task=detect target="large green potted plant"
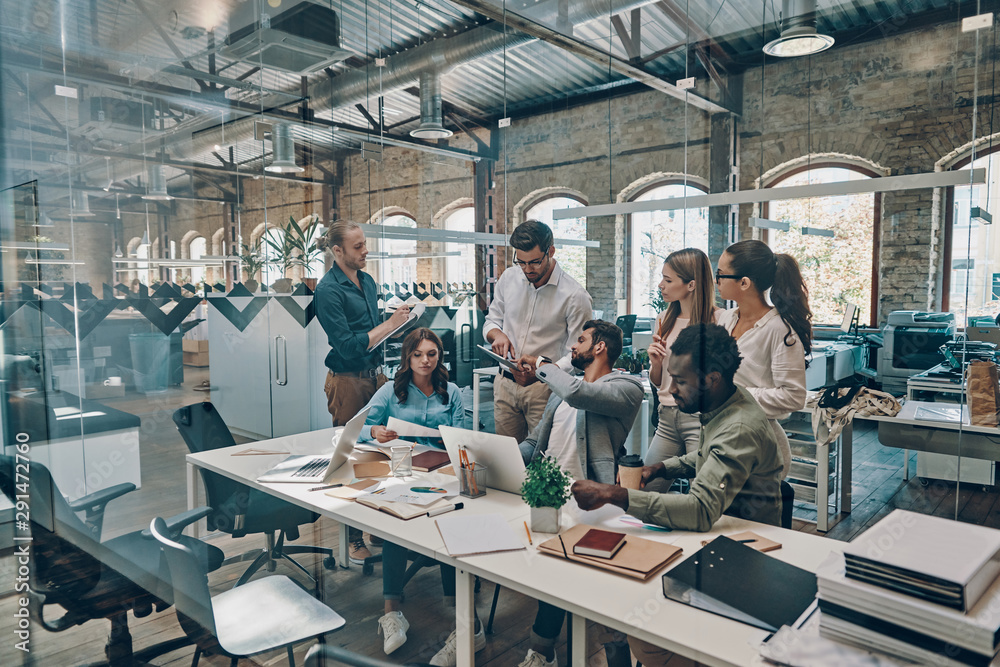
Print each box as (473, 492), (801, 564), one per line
(234, 240), (265, 292)
(262, 229), (296, 292)
(521, 455), (573, 533)
(284, 214), (324, 289)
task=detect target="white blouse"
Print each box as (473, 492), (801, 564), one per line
(716, 307), (808, 421)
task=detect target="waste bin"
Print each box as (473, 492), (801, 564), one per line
(129, 332), (170, 394)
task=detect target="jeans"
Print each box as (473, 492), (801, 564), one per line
(382, 540), (456, 600)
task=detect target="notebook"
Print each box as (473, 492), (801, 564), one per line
(412, 450), (451, 472)
(435, 512), (526, 557)
(356, 495), (450, 520)
(257, 407), (370, 484)
(661, 535), (817, 632)
(538, 523), (682, 580)
(573, 528), (627, 559)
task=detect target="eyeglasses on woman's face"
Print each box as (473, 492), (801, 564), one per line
(715, 269), (742, 282)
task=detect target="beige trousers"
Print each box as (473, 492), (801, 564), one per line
(492, 374), (551, 442)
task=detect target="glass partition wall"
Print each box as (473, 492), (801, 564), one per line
(2, 0), (999, 662)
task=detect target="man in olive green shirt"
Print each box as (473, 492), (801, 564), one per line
(572, 322), (783, 530)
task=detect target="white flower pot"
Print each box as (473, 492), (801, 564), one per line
(530, 506), (561, 534)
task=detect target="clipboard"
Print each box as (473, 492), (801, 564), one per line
(368, 303), (426, 351)
(478, 345), (519, 371)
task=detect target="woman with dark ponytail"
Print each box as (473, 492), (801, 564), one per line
(715, 239), (812, 478)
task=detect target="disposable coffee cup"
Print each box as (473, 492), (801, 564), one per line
(619, 454), (643, 490)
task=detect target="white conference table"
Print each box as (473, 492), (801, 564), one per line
(186, 428), (841, 667)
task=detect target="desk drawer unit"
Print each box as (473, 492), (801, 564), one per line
(781, 412), (840, 516)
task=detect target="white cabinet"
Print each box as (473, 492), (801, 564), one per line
(208, 295), (333, 439)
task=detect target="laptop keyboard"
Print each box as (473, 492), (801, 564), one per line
(292, 457), (327, 478)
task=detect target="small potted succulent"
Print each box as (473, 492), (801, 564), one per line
(521, 455), (573, 533)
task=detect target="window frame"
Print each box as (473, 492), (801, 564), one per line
(624, 178), (709, 315)
(761, 161), (882, 328)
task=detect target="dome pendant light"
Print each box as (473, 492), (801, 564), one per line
(763, 0), (834, 57)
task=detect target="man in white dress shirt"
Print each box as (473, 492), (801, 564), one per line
(483, 220), (592, 441)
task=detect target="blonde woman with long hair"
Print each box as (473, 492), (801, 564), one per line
(644, 248), (717, 465)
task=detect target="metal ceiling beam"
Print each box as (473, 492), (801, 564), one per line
(444, 0), (730, 114)
(610, 10), (642, 62)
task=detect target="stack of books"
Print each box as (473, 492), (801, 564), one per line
(816, 509), (1000, 666)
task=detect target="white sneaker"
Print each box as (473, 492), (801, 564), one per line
(517, 648), (558, 667)
(377, 611), (409, 655)
(429, 624), (487, 666)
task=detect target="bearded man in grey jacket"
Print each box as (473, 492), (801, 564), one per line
(512, 319), (644, 667)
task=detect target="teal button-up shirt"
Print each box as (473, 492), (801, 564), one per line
(360, 380), (470, 447)
(315, 262), (381, 372)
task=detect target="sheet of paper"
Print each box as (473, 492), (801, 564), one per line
(435, 512), (526, 556)
(387, 417), (441, 438)
(357, 478), (459, 506)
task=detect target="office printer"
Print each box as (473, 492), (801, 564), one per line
(878, 311), (956, 395)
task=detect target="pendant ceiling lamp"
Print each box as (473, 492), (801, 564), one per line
(763, 0), (834, 57)
(143, 164), (173, 201)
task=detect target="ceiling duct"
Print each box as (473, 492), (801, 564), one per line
(410, 72), (453, 140)
(71, 189), (95, 217)
(143, 165), (173, 201)
(763, 0), (835, 57)
(223, 0), (351, 74)
(265, 123), (305, 173)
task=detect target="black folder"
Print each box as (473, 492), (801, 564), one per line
(661, 536), (818, 632)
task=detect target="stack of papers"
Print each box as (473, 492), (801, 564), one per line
(435, 513), (525, 557)
(815, 510), (1000, 666)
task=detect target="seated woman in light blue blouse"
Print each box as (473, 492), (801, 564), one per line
(362, 327), (473, 659)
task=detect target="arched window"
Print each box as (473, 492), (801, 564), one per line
(523, 195), (587, 288)
(443, 206), (475, 291)
(189, 236), (207, 285)
(763, 164), (878, 327)
(374, 214), (417, 292)
(627, 181), (709, 318)
(260, 226), (285, 287)
(945, 148), (1000, 326)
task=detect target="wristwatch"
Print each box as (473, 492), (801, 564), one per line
(535, 355), (552, 369)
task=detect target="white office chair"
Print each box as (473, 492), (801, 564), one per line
(150, 517), (346, 667)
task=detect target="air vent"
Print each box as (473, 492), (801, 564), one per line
(223, 0), (351, 74)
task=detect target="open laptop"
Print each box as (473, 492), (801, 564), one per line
(257, 407), (370, 484)
(439, 425), (527, 495)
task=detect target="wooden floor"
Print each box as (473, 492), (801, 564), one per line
(2, 374), (998, 667)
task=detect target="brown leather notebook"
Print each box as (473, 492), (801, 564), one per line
(411, 450), (451, 473)
(538, 523), (682, 580)
(573, 528), (627, 559)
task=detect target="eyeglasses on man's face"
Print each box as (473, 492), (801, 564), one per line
(715, 269), (742, 282)
(513, 253), (548, 269)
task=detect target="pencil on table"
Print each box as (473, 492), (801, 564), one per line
(524, 521), (532, 545)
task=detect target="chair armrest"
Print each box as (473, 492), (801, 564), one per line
(69, 483), (137, 540)
(141, 506), (213, 539)
(67, 483), (136, 513)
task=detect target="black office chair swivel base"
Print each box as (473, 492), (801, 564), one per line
(227, 529), (337, 588)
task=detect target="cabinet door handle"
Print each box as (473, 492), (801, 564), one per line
(460, 323), (471, 362)
(275, 335), (288, 386)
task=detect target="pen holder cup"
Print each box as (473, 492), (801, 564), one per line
(459, 464), (487, 498)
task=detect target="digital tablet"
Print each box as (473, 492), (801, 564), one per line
(478, 344), (519, 371)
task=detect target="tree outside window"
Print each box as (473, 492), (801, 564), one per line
(523, 196), (587, 288)
(628, 182), (709, 318)
(950, 152), (1000, 326)
(765, 166), (875, 326)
